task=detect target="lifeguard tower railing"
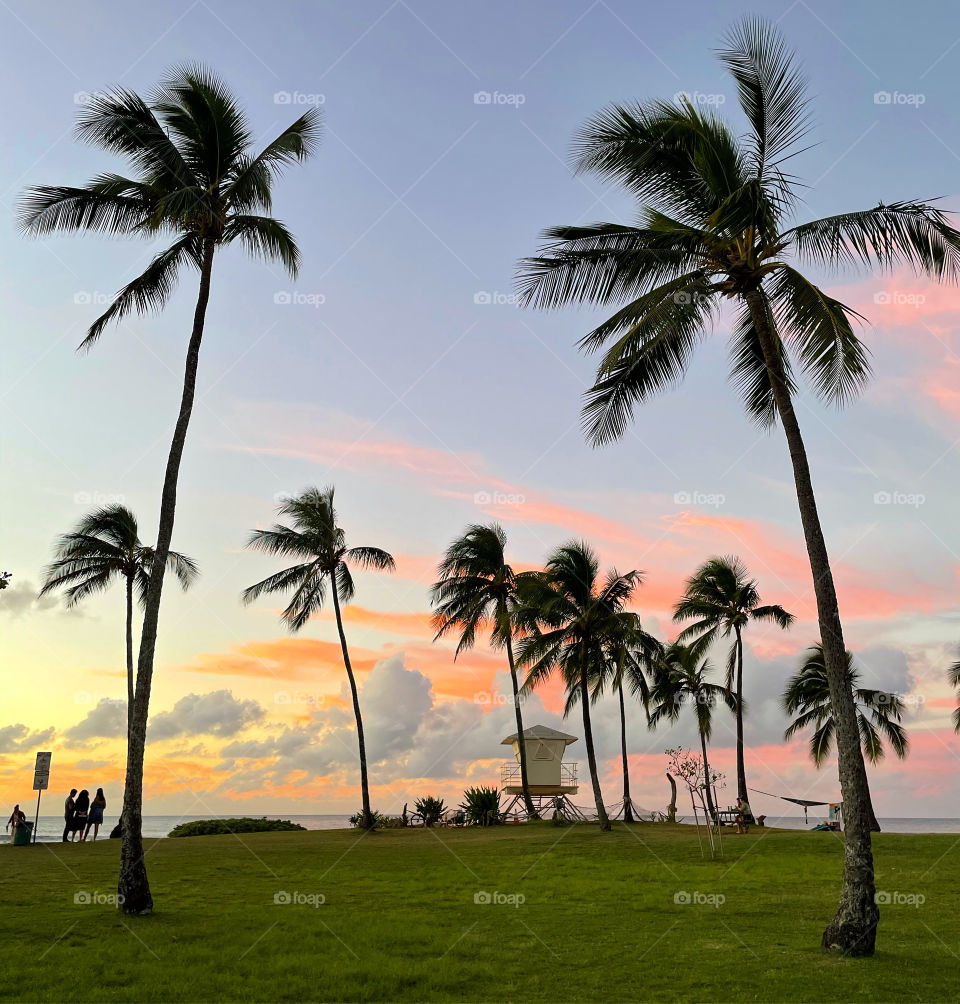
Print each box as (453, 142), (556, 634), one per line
(500, 762), (578, 786)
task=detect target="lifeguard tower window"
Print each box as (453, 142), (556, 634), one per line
(534, 742), (552, 760)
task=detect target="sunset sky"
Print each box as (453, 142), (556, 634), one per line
(2, 0), (959, 821)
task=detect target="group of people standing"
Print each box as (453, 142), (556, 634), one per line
(63, 787), (107, 842)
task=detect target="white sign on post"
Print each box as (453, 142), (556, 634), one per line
(31, 752), (52, 843)
(33, 751), (51, 791)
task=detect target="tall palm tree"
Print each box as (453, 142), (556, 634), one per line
(784, 644), (908, 832)
(565, 611), (660, 822)
(19, 67), (318, 913)
(242, 487), (394, 830)
(674, 556), (793, 803)
(39, 504), (197, 738)
(515, 17), (960, 954)
(649, 642), (737, 821)
(517, 541), (639, 831)
(948, 658), (960, 732)
(430, 523), (539, 819)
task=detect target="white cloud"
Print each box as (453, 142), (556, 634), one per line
(149, 690), (265, 740)
(0, 581), (60, 617)
(0, 723), (55, 753)
(63, 699), (126, 745)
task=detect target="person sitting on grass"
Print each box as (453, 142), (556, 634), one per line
(6, 804), (26, 843)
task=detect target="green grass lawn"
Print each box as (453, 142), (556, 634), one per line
(1, 822), (956, 1002)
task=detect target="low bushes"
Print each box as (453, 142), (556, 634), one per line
(168, 817), (306, 838)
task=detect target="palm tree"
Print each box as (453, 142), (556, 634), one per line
(242, 487), (394, 830)
(674, 556), (793, 803)
(430, 523), (539, 819)
(515, 17), (960, 954)
(565, 611), (660, 822)
(649, 642), (737, 821)
(19, 68), (318, 913)
(784, 644), (908, 832)
(949, 658), (960, 732)
(39, 504), (197, 739)
(517, 541), (639, 831)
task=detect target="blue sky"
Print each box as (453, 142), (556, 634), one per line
(2, 0), (959, 816)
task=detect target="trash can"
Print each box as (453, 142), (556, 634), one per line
(13, 821), (33, 846)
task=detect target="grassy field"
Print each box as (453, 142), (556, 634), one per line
(1, 822), (956, 1002)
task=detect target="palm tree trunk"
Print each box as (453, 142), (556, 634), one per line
(699, 731), (717, 821)
(617, 678), (634, 822)
(124, 573), (134, 742)
(665, 772), (677, 822)
(505, 635), (538, 819)
(579, 645), (610, 830)
(330, 573), (374, 830)
(746, 289), (878, 956)
(734, 627), (747, 803)
(118, 238), (216, 915)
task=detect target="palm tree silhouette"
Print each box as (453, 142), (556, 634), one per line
(39, 504), (197, 739)
(949, 657), (960, 733)
(242, 487), (395, 831)
(674, 555), (793, 802)
(19, 67), (318, 914)
(649, 642), (737, 821)
(784, 644), (908, 831)
(518, 541), (640, 831)
(565, 610), (660, 822)
(431, 524), (540, 819)
(516, 16), (960, 953)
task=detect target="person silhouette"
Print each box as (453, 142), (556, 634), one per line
(62, 789), (77, 843)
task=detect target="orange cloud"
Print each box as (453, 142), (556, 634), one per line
(340, 606), (434, 638)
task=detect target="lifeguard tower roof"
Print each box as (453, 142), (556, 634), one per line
(500, 725), (578, 746)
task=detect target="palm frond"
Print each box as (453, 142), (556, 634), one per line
(79, 234), (202, 350)
(222, 215), (301, 278)
(767, 265), (870, 405)
(717, 15), (811, 216)
(729, 294), (796, 427)
(784, 201), (960, 280)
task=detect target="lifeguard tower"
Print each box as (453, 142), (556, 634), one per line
(499, 725), (585, 819)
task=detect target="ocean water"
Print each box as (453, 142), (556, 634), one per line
(20, 812), (960, 842)
(26, 813), (354, 842)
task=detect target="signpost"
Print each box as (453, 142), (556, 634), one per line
(32, 752), (51, 844)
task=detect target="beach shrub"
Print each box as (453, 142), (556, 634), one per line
(414, 796), (446, 826)
(168, 817), (306, 838)
(349, 809), (387, 829)
(460, 786), (502, 825)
